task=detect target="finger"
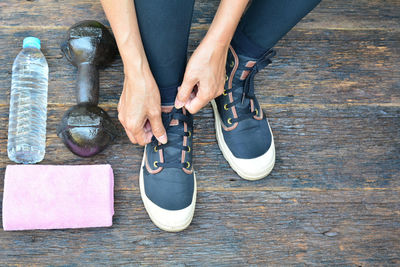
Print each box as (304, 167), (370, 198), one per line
(138, 120), (155, 144)
(144, 130), (153, 144)
(214, 87), (225, 98)
(125, 119), (147, 146)
(189, 84), (198, 101)
(118, 80), (127, 112)
(149, 115), (167, 144)
(118, 114), (137, 144)
(137, 124), (154, 145)
(175, 76), (197, 108)
(117, 100), (121, 112)
(215, 75), (227, 98)
(122, 125), (137, 144)
(144, 120), (151, 133)
(133, 129), (148, 146)
(184, 91), (209, 114)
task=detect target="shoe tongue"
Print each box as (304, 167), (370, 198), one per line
(161, 106), (182, 127)
(162, 124), (183, 165)
(169, 119), (179, 126)
(161, 107), (184, 165)
(232, 83), (251, 110)
(163, 141), (182, 164)
(233, 60), (257, 111)
(237, 94), (251, 110)
(239, 61), (256, 80)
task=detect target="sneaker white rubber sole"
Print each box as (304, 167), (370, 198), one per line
(211, 100), (275, 181)
(139, 147), (196, 232)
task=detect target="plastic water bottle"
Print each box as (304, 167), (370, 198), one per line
(7, 37), (49, 164)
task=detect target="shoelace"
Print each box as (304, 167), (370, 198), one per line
(225, 49), (276, 123)
(151, 107), (191, 169)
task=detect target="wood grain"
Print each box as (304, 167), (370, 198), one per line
(0, 0), (399, 265)
(0, 190), (399, 266)
(0, 105), (398, 191)
(0, 28), (399, 105)
(1, 0), (399, 29)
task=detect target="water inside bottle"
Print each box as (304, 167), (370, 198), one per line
(7, 42), (48, 164)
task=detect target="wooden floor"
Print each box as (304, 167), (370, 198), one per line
(1, 0), (399, 265)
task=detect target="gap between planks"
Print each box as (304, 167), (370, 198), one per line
(1, 25), (400, 32)
(0, 187), (395, 193)
(0, 103), (398, 108)
(198, 187), (400, 192)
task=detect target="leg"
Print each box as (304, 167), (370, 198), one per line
(232, 0), (322, 58)
(134, 0), (197, 232)
(134, 0), (195, 105)
(213, 0), (321, 180)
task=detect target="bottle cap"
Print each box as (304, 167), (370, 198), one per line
(23, 37), (41, 49)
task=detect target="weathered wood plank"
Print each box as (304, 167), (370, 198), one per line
(0, 0), (399, 265)
(0, 190), (399, 265)
(1, 0), (399, 29)
(0, 28), (399, 106)
(0, 105), (398, 191)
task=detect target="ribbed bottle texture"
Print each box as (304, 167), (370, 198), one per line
(7, 37), (48, 164)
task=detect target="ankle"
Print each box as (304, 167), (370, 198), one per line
(161, 105), (174, 113)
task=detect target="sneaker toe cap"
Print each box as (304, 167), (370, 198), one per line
(141, 191), (196, 232)
(229, 140), (275, 180)
(140, 168), (197, 232)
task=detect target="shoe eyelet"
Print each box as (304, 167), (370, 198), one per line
(255, 108), (258, 116)
(153, 161), (158, 168)
(187, 146), (191, 153)
(227, 118), (232, 125)
(224, 104), (229, 110)
(223, 90), (227, 96)
(186, 161), (191, 169)
(154, 146), (158, 152)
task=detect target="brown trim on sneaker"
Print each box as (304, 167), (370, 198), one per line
(181, 108), (193, 174)
(222, 46), (240, 131)
(250, 99), (264, 120)
(145, 149), (164, 174)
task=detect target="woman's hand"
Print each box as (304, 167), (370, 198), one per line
(100, 0), (167, 146)
(174, 0), (249, 114)
(118, 66), (167, 146)
(174, 38), (228, 114)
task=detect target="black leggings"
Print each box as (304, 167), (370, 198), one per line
(134, 0), (321, 105)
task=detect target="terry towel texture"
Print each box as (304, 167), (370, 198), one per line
(2, 164), (114, 231)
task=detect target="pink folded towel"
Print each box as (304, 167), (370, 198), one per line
(2, 164), (114, 231)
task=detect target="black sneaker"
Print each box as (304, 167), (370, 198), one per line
(139, 107), (196, 232)
(211, 47), (276, 180)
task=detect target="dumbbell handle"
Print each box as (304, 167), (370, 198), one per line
(77, 63), (99, 105)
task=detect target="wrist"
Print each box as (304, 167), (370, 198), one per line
(122, 49), (152, 79)
(202, 0), (249, 49)
(123, 56), (149, 76)
(123, 65), (158, 94)
(115, 36), (149, 72)
(203, 32), (231, 49)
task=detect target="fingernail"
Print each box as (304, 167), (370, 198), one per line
(174, 99), (184, 109)
(158, 134), (167, 144)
